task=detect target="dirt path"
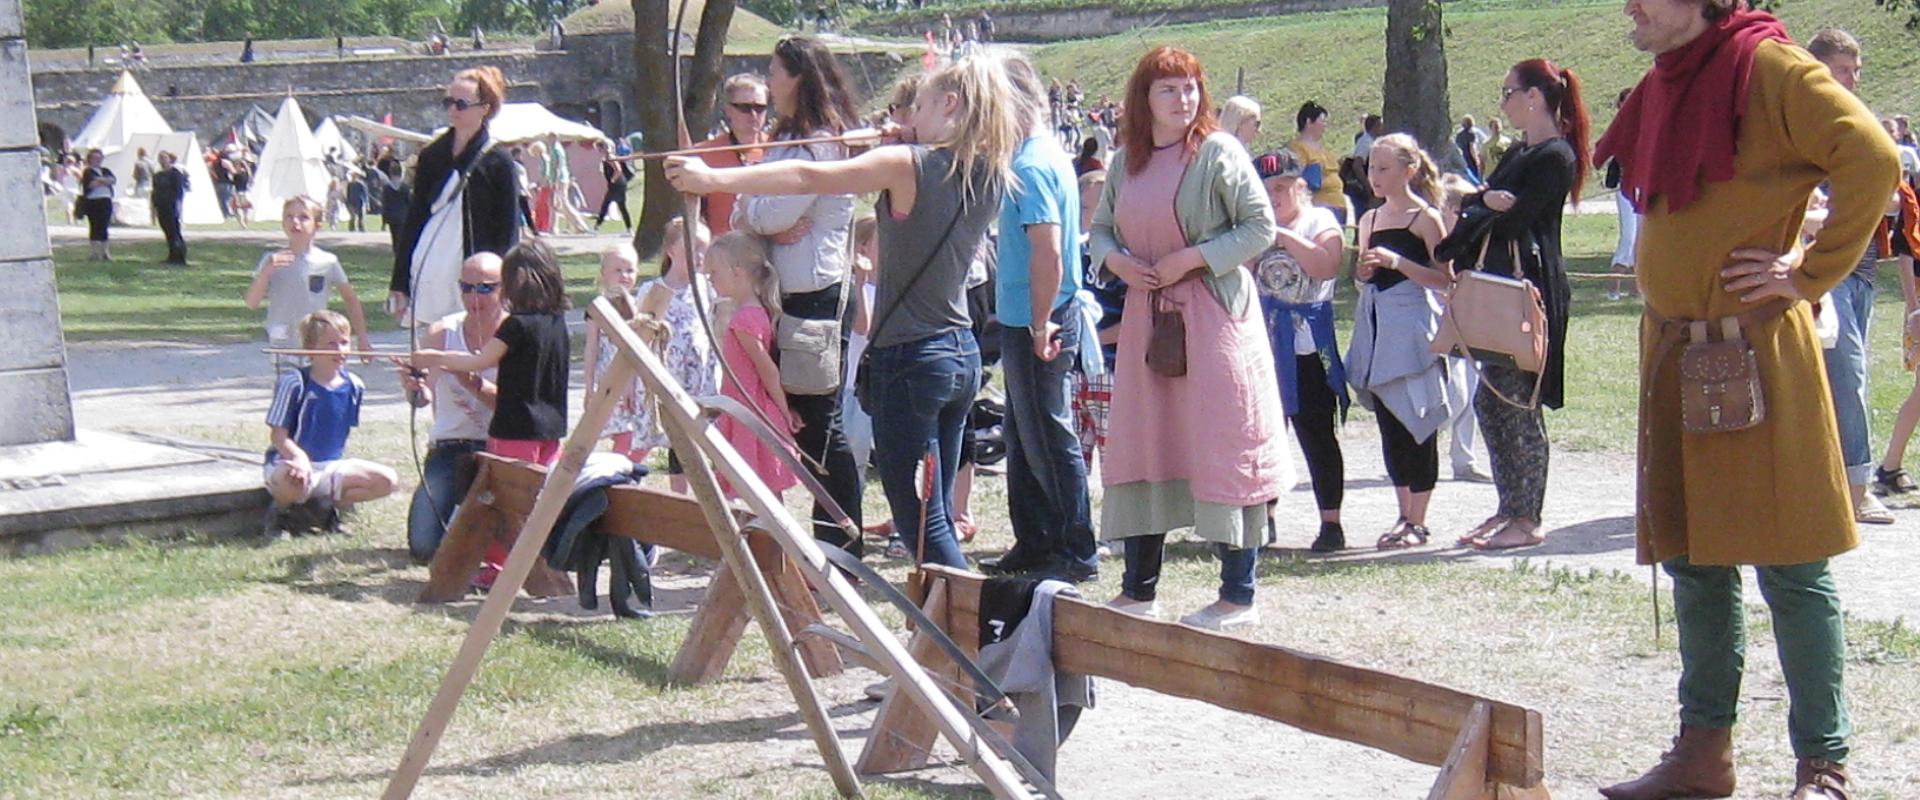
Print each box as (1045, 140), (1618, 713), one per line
(66, 332), (1919, 626)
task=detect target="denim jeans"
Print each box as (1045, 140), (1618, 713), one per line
(1001, 305), (1096, 569)
(866, 329), (980, 569)
(406, 439), (487, 562)
(1824, 270), (1874, 484)
(1121, 534), (1257, 606)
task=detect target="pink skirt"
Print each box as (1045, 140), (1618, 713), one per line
(1103, 277), (1290, 507)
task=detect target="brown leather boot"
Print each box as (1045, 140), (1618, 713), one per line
(1598, 725), (1736, 800)
(1791, 758), (1851, 799)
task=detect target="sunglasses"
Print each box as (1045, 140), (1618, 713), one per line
(1499, 86), (1525, 102)
(442, 96), (488, 112)
(731, 102), (770, 114)
(459, 281), (499, 295)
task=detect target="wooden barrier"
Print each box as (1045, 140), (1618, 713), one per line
(859, 566), (1551, 799)
(420, 453), (843, 684)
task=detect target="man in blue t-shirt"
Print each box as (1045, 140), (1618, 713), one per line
(981, 55), (1096, 583)
(262, 310), (398, 537)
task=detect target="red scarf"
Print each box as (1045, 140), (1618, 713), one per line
(1594, 6), (1790, 213)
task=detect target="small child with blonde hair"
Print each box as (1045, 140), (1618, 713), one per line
(263, 310), (398, 537)
(584, 241), (649, 461)
(705, 230), (796, 496)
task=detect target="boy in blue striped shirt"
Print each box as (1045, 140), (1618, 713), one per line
(263, 310), (397, 537)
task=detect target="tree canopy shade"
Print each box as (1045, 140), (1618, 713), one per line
(21, 0), (589, 49)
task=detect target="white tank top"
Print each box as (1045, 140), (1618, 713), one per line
(430, 312), (496, 442)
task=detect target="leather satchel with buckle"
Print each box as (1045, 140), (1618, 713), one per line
(1645, 298), (1792, 435)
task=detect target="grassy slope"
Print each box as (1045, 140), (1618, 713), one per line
(1032, 0), (1920, 153)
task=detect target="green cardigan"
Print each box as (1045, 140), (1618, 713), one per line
(1088, 132), (1278, 317)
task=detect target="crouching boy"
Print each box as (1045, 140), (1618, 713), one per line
(263, 310), (398, 536)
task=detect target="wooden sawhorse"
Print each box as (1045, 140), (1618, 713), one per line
(419, 453), (843, 684)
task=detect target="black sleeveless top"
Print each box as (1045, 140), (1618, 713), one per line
(1367, 226), (1430, 290)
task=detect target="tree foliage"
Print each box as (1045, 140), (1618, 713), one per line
(21, 0), (586, 48)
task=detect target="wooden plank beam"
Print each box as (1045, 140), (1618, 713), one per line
(1428, 702), (1493, 800)
(923, 565), (1545, 789)
(855, 580), (958, 775)
(465, 453), (736, 561)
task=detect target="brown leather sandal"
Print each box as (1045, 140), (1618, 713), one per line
(1457, 515), (1508, 547)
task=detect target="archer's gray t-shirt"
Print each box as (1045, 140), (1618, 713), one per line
(257, 246), (349, 346)
(871, 146), (1002, 349)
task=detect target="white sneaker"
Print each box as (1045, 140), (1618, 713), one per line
(1106, 596), (1160, 619)
(1179, 602), (1259, 631)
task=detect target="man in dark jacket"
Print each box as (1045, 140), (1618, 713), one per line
(151, 150), (190, 265)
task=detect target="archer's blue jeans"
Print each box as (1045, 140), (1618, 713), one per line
(406, 439), (486, 562)
(866, 329), (980, 570)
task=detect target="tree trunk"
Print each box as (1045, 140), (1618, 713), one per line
(632, 0), (736, 258)
(1382, 0), (1462, 172)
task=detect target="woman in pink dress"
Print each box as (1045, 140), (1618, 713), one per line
(1088, 47), (1289, 631)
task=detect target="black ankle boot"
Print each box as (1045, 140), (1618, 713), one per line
(1310, 521), (1346, 553)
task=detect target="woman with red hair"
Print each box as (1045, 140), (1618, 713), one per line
(1437, 58), (1591, 551)
(1088, 47), (1287, 631)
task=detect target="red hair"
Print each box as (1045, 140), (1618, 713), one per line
(1511, 58), (1592, 200)
(1121, 47), (1217, 175)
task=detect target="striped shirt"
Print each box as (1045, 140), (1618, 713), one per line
(264, 367), (363, 464)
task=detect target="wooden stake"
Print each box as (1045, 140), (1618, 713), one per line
(672, 439), (863, 797)
(593, 298), (1032, 799)
(382, 353), (639, 799)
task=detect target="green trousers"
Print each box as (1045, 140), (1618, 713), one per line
(1663, 555), (1850, 762)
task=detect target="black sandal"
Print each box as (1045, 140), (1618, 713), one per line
(1873, 466), (1917, 495)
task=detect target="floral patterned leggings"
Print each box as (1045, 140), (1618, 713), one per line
(1475, 362), (1549, 521)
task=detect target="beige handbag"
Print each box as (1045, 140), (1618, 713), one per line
(1431, 238), (1549, 408)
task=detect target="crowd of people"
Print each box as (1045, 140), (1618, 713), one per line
(233, 0), (1890, 793)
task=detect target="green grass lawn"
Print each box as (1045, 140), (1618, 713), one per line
(53, 240), (631, 343)
(1030, 0), (1920, 152)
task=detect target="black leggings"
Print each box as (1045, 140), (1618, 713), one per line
(83, 197), (113, 242)
(1291, 354), (1344, 512)
(782, 283), (865, 556)
(597, 184), (632, 229)
(1374, 398), (1438, 493)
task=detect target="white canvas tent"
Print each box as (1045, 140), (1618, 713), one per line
(484, 103), (609, 145)
(103, 133), (224, 225)
(246, 96), (333, 223)
(312, 117), (359, 166)
(72, 71), (172, 153)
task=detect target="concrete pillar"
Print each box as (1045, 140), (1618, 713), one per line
(0, 0), (75, 446)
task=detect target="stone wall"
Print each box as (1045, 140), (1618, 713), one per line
(31, 34), (911, 149)
(0, 0), (72, 445)
(858, 0), (1384, 42)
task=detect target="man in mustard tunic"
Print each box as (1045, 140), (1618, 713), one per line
(1595, 2), (1895, 799)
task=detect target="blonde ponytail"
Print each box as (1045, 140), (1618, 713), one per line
(922, 52), (1024, 203)
(1373, 133), (1443, 206)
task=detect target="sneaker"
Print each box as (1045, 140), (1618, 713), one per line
(472, 563), (503, 591)
(321, 506), (351, 535)
(1453, 465), (1495, 483)
(260, 506), (294, 541)
(1309, 522), (1347, 553)
(1856, 493), (1897, 525)
(1179, 602), (1260, 631)
(979, 547), (1050, 576)
(1105, 595), (1160, 619)
(884, 537), (910, 560)
(1039, 557), (1099, 584)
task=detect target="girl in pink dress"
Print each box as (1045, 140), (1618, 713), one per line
(706, 231), (798, 497)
